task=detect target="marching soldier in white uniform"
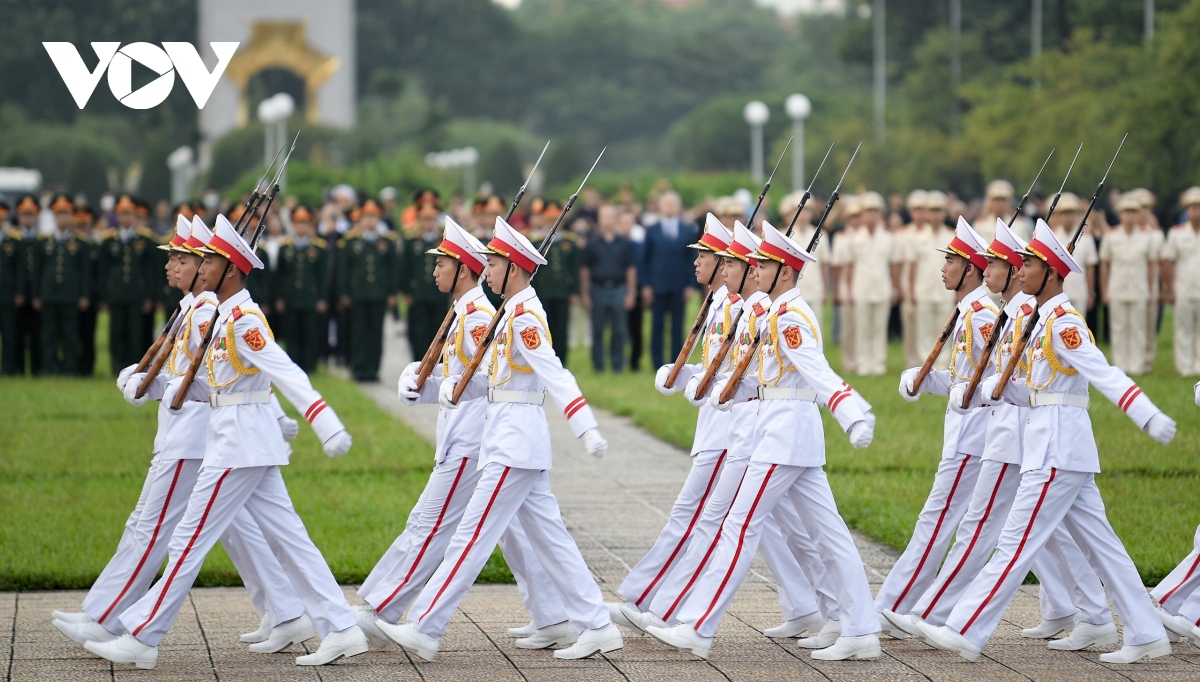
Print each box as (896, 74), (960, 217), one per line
(921, 218), (1177, 664)
(780, 192), (831, 325)
(87, 215), (369, 669)
(910, 191), (956, 371)
(379, 217), (622, 662)
(884, 219), (996, 632)
(1100, 193), (1154, 374)
(357, 217), (569, 650)
(1154, 389), (1200, 642)
(1048, 193), (1098, 313)
(1160, 186), (1200, 375)
(648, 222), (879, 661)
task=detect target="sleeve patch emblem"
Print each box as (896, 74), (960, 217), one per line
(198, 321), (210, 338)
(1059, 327), (1082, 350)
(782, 325), (802, 349)
(470, 325), (487, 345)
(520, 326), (541, 350)
(980, 323), (993, 341)
(242, 328), (267, 352)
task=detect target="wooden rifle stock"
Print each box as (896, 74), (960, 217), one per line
(693, 324), (737, 399)
(719, 332), (765, 405)
(958, 309), (1008, 408)
(990, 309), (1038, 401)
(134, 308), (180, 372)
(665, 289), (715, 389)
(450, 307), (504, 404)
(909, 308), (960, 396)
(135, 330), (177, 399)
(414, 305), (458, 392)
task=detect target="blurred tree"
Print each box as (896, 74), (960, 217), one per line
(543, 135), (582, 187)
(478, 139), (523, 192)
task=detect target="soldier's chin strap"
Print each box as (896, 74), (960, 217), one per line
(1001, 263), (1014, 293)
(953, 260), (977, 292)
(1033, 265), (1052, 298)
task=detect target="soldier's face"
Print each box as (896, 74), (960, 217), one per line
(484, 255), (512, 295)
(293, 219), (313, 237)
(117, 210), (136, 228)
(433, 256), (461, 294)
(1018, 255), (1050, 294)
(722, 258), (747, 291)
(55, 211), (72, 230)
(983, 258), (1014, 294)
(694, 252), (719, 285)
(989, 197), (1010, 215)
(909, 207), (926, 225)
(361, 214), (380, 231)
(198, 254), (228, 292)
(18, 212), (36, 229)
(177, 254), (201, 292)
(166, 253), (180, 288)
(754, 260), (779, 292)
(1188, 204), (1200, 224)
(941, 254), (969, 290)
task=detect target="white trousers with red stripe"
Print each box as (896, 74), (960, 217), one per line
(220, 511), (308, 629)
(406, 464), (609, 639)
(675, 463), (878, 639)
(358, 453), (567, 627)
(1030, 526), (1112, 625)
(944, 468), (1165, 649)
(118, 466), (356, 646)
(875, 453), (981, 615)
(1151, 523), (1200, 617)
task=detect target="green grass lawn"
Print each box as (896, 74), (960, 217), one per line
(573, 306), (1200, 585)
(0, 369), (512, 589)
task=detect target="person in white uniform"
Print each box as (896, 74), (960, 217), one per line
(831, 196), (861, 374)
(378, 216), (621, 662)
(87, 214), (368, 669)
(921, 218), (1177, 664)
(910, 191), (957, 371)
(1100, 193), (1154, 374)
(1160, 187), (1200, 375)
(1047, 193), (1098, 313)
(647, 222), (879, 662)
(356, 217), (569, 650)
(884, 219), (996, 635)
(899, 190), (928, 367)
(974, 180), (1033, 244)
(841, 192), (902, 375)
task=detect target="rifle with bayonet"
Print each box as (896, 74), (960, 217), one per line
(716, 142), (860, 405)
(989, 135), (1126, 402)
(413, 140), (552, 392)
(910, 143), (1081, 398)
(448, 147), (606, 405)
(169, 134), (300, 411)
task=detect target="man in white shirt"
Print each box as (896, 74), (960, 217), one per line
(1100, 193), (1154, 374)
(840, 192), (902, 375)
(1160, 187), (1200, 374)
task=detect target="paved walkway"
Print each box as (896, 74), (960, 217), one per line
(8, 318), (1200, 680)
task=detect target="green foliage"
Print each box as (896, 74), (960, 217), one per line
(478, 139), (524, 193)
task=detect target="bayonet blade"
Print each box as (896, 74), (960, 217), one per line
(1024, 148), (1055, 195)
(765, 137), (793, 185)
(576, 147), (606, 194)
(1058, 143), (1083, 193)
(256, 142), (286, 193)
(521, 140), (551, 193)
(831, 141), (863, 195)
(268, 131), (301, 187)
(805, 143), (835, 193)
(1100, 133), (1128, 185)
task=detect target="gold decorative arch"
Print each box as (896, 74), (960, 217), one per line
(222, 21), (341, 126)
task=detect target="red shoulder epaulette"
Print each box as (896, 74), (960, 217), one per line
(465, 301), (476, 314)
(193, 298), (206, 309)
(1020, 303), (1034, 316)
(728, 293), (741, 303)
(514, 302), (525, 316)
(232, 306), (243, 320)
(1053, 305), (1066, 317)
(971, 300), (983, 312)
(752, 302), (766, 317)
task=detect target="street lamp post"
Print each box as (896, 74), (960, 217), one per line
(257, 93), (294, 191)
(785, 94), (811, 191)
(744, 100), (770, 183)
(166, 145), (195, 204)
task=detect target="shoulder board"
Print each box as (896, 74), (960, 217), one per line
(5, 229), (22, 240)
(73, 229), (89, 239)
(279, 236), (294, 246)
(136, 227), (155, 238)
(383, 231), (400, 241)
(514, 302), (525, 316)
(37, 233), (52, 240)
(1053, 305), (1067, 317)
(465, 301), (476, 314)
(232, 306), (243, 320)
(401, 225), (420, 239)
(310, 236), (327, 248)
(1020, 303), (1034, 316)
(101, 229), (119, 239)
(752, 302), (766, 316)
(728, 293), (741, 303)
(342, 229), (361, 239)
(971, 300), (983, 312)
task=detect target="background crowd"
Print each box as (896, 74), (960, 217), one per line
(4, 178), (1200, 382)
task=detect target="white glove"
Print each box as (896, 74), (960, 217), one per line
(278, 416), (299, 441)
(948, 384), (970, 415)
(401, 361), (420, 379)
(1194, 381), (1200, 407)
(848, 419), (874, 449)
(655, 365), (680, 396)
(438, 376), (461, 410)
(708, 380), (734, 412)
(684, 374), (707, 407)
(323, 430), (353, 457)
(398, 374), (422, 405)
(1147, 413), (1177, 445)
(116, 364), (138, 391)
(582, 428), (608, 458)
(864, 411), (876, 431)
(123, 373), (149, 407)
(980, 375), (1001, 403)
(899, 367), (921, 402)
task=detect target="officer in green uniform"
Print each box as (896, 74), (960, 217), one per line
(0, 203), (26, 375)
(530, 200), (579, 365)
(399, 191), (451, 360)
(74, 206), (102, 376)
(99, 195), (156, 372)
(275, 205), (330, 373)
(338, 199), (399, 381)
(135, 199), (161, 351)
(14, 195), (41, 374)
(32, 195), (92, 375)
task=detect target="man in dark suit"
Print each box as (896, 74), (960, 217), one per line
(639, 191), (698, 368)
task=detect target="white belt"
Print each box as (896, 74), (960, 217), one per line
(209, 390), (272, 408)
(487, 388), (546, 405)
(1028, 391), (1089, 409)
(757, 386), (817, 402)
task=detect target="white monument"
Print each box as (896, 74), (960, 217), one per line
(197, 0), (355, 169)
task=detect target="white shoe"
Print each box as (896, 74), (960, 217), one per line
(811, 634), (882, 661)
(1158, 606), (1200, 642)
(354, 604), (389, 650)
(797, 619), (840, 649)
(878, 612), (907, 639)
(507, 621), (537, 638)
(918, 622), (981, 662)
(376, 621), (439, 662)
(646, 623), (711, 660)
(764, 611), (823, 638)
(1021, 614), (1076, 639)
(608, 601), (643, 633)
(1047, 621), (1119, 650)
(239, 613), (272, 643)
(516, 621), (578, 649)
(52, 610), (90, 624)
(553, 624), (623, 659)
(295, 626), (369, 666)
(248, 615), (317, 654)
(1098, 638), (1172, 663)
(53, 617), (118, 646)
(622, 604), (666, 633)
(881, 610), (924, 638)
(84, 633), (158, 669)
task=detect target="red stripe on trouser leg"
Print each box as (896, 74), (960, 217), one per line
(694, 464), (777, 632)
(635, 451), (728, 607)
(1159, 555), (1200, 604)
(133, 468), (232, 637)
(376, 457), (471, 612)
(892, 455), (973, 612)
(960, 468), (1057, 635)
(662, 469), (748, 621)
(100, 460), (187, 623)
(419, 466), (511, 623)
(921, 463), (1010, 619)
